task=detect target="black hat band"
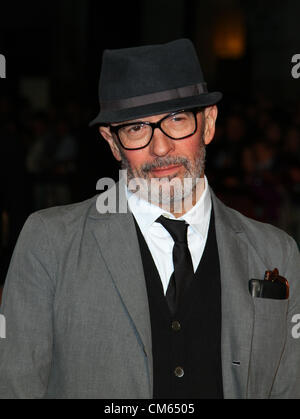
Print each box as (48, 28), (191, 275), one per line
(100, 83), (208, 112)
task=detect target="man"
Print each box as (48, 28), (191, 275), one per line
(0, 39), (299, 399)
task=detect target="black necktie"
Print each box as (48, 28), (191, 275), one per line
(157, 216), (195, 315)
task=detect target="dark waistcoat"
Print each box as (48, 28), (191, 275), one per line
(134, 207), (224, 399)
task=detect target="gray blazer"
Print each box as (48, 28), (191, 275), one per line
(0, 185), (299, 399)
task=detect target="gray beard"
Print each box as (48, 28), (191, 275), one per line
(120, 142), (207, 210)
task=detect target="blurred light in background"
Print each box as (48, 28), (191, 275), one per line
(213, 9), (246, 59)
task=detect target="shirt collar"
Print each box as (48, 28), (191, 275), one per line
(126, 175), (212, 238)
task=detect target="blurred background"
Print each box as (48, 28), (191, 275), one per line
(0, 0), (300, 288)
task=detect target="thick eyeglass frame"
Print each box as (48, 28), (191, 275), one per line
(109, 109), (200, 151)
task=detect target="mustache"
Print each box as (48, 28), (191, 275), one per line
(141, 156), (190, 173)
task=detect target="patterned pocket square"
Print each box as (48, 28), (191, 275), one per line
(249, 268), (289, 300)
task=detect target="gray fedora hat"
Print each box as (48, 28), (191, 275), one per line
(89, 38), (222, 126)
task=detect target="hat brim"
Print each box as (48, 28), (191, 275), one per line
(89, 91), (222, 126)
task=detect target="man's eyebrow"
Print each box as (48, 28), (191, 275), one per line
(112, 112), (171, 126)
(112, 119), (147, 126)
(125, 120), (145, 124)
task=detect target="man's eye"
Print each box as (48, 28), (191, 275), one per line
(170, 114), (188, 123)
(131, 125), (142, 131)
(128, 124), (145, 133)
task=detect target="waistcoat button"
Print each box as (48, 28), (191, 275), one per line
(171, 320), (181, 331)
(174, 366), (184, 378)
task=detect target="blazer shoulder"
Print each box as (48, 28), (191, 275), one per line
(31, 196), (97, 225)
(212, 192), (292, 243)
(228, 204), (290, 237)
(221, 202), (298, 266)
(21, 196), (99, 247)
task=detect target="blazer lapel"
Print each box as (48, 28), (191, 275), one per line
(88, 182), (153, 392)
(212, 191), (254, 399)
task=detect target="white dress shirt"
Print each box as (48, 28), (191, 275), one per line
(126, 176), (212, 295)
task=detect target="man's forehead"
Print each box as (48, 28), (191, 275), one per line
(110, 111), (178, 126)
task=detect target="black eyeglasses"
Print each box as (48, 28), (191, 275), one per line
(109, 109), (200, 150)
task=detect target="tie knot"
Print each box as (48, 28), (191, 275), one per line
(156, 215), (189, 243)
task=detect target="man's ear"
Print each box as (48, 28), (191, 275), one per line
(99, 126), (122, 161)
(203, 105), (218, 145)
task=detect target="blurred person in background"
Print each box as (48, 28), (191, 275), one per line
(0, 116), (29, 288)
(26, 113), (78, 209)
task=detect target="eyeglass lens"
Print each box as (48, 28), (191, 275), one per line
(118, 111), (196, 149)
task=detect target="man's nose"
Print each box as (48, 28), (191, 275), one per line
(149, 127), (175, 157)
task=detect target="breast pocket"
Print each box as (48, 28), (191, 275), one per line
(247, 297), (289, 398)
